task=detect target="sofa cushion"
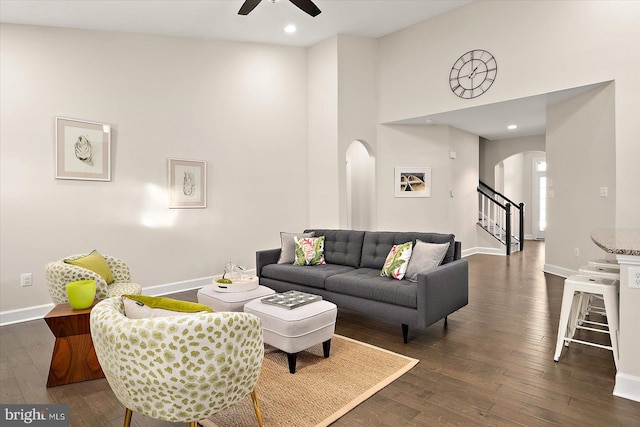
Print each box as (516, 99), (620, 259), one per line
(380, 241), (413, 280)
(304, 229), (365, 268)
(404, 240), (450, 282)
(293, 236), (326, 266)
(261, 263), (356, 289)
(360, 231), (455, 270)
(324, 268), (417, 308)
(65, 250), (114, 284)
(278, 231), (314, 264)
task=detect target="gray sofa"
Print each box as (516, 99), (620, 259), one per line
(256, 229), (468, 343)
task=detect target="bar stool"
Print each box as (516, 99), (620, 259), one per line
(576, 265), (620, 321)
(554, 274), (619, 369)
(588, 259), (619, 270)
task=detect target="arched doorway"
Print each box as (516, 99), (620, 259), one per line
(494, 150), (546, 240)
(346, 140), (375, 230)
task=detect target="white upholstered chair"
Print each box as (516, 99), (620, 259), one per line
(45, 253), (142, 304)
(90, 297), (265, 427)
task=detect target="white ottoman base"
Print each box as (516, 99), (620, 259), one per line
(197, 285), (275, 312)
(244, 298), (337, 373)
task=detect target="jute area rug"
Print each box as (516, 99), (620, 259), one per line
(200, 334), (418, 427)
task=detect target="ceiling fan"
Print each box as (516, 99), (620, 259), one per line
(238, 0), (322, 17)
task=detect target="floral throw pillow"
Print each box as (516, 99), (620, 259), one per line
(380, 241), (413, 280)
(294, 236), (326, 266)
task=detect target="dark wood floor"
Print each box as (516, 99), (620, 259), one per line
(1, 241), (639, 426)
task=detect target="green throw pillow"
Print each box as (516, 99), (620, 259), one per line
(65, 250), (114, 284)
(380, 241), (413, 280)
(294, 236), (326, 266)
(122, 295), (213, 319)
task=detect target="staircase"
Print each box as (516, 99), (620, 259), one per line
(477, 181), (525, 255)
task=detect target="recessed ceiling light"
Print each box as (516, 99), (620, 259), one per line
(507, 124), (518, 130)
(284, 24), (296, 33)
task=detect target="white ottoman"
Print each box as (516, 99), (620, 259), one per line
(197, 285), (275, 312)
(244, 297), (337, 373)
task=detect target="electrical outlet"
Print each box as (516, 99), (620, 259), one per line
(630, 267), (640, 289)
(574, 248), (580, 257)
(20, 273), (32, 287)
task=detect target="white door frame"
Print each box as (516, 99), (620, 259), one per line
(531, 156), (546, 240)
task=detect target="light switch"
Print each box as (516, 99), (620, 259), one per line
(600, 187), (608, 197)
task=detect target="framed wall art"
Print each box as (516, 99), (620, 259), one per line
(55, 117), (111, 181)
(168, 158), (207, 208)
(394, 167), (431, 198)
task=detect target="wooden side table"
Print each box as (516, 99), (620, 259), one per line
(44, 300), (104, 387)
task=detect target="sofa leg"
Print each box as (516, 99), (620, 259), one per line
(402, 324), (408, 343)
(287, 352), (298, 374)
(444, 316), (448, 327)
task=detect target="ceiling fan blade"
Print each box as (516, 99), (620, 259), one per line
(238, 0), (263, 15)
(289, 0), (322, 17)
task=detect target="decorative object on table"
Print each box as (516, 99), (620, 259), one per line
(200, 335), (418, 427)
(394, 167), (431, 197)
(168, 158), (207, 208)
(55, 117), (111, 181)
(66, 279), (97, 310)
(449, 49), (497, 99)
(46, 251), (142, 305)
(216, 261), (245, 283)
(261, 290), (322, 310)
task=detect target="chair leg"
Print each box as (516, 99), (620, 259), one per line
(123, 408), (133, 427)
(554, 286), (576, 362)
(251, 389), (265, 427)
(602, 289), (620, 370)
(189, 422), (198, 427)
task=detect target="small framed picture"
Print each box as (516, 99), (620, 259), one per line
(55, 117), (111, 181)
(395, 167), (431, 198)
(168, 158), (207, 208)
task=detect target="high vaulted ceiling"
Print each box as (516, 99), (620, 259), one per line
(1, 0), (600, 141)
(0, 0), (472, 47)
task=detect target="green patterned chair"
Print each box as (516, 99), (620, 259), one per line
(90, 297), (265, 427)
(45, 253), (142, 304)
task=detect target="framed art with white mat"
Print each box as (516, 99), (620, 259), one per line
(168, 158), (207, 208)
(55, 117), (111, 181)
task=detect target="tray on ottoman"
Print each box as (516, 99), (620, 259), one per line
(261, 291), (322, 309)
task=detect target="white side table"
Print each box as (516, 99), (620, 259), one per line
(197, 284), (275, 312)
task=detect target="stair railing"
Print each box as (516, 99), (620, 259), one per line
(477, 181), (525, 255)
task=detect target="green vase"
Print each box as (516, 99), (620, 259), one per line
(66, 280), (96, 309)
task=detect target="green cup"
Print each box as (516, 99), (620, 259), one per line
(66, 280), (97, 309)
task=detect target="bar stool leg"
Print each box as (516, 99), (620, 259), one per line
(554, 285), (576, 362)
(602, 288), (620, 370)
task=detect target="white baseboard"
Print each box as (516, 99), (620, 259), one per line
(462, 246), (506, 257)
(0, 269), (256, 326)
(0, 303), (55, 326)
(543, 264), (576, 278)
(614, 372), (640, 402)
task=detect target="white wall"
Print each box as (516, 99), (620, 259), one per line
(448, 126), (480, 252)
(545, 83), (616, 273)
(480, 135), (546, 187)
(0, 24), (308, 311)
(307, 37), (339, 228)
(375, 124), (479, 250)
(375, 0), (640, 387)
(377, 0), (640, 225)
(337, 35), (378, 229)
